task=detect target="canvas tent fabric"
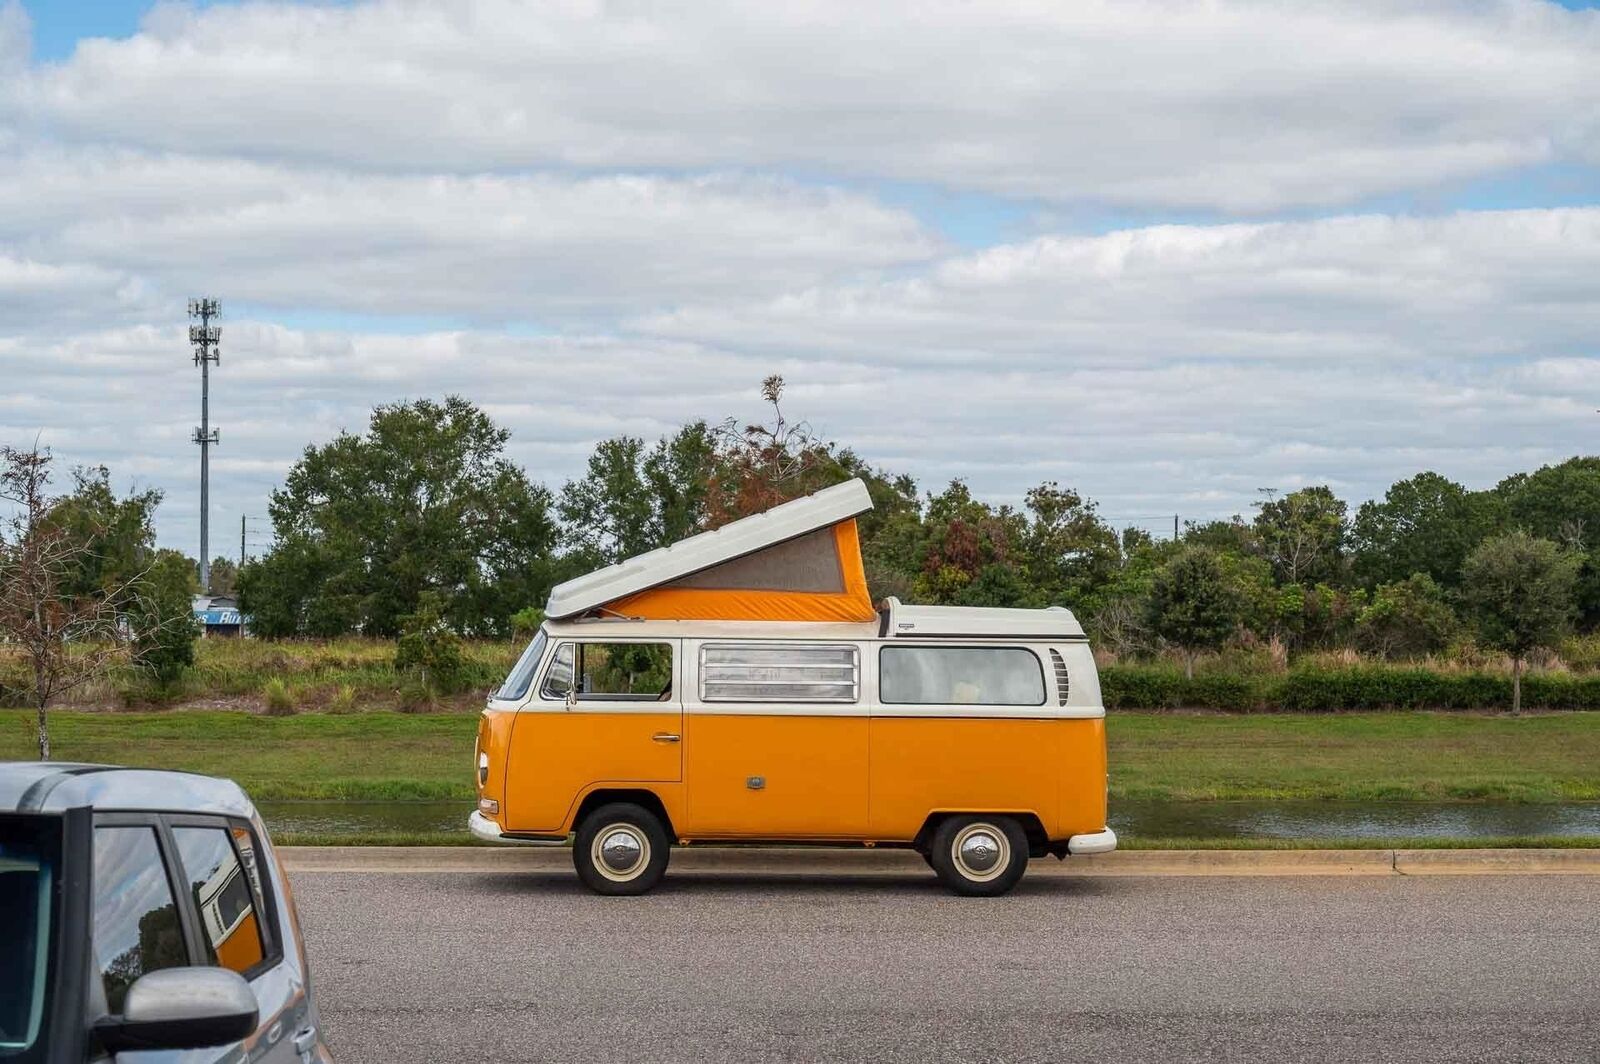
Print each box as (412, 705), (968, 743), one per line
(609, 519), (874, 622)
(545, 479), (877, 623)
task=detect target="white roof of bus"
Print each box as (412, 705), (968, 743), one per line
(882, 599), (1085, 640)
(545, 478), (875, 620)
(542, 601), (1085, 641)
(543, 616), (880, 640)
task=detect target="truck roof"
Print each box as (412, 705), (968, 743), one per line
(0, 762), (257, 818)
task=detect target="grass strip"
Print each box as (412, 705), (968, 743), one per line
(4, 708), (1600, 804)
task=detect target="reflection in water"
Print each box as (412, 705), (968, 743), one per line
(259, 800), (472, 837)
(258, 798), (1600, 842)
(1110, 799), (1600, 840)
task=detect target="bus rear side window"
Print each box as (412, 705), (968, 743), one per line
(878, 647), (1045, 706)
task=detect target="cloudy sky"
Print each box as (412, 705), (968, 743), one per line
(3, 0), (1599, 559)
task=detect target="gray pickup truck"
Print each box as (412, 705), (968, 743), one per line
(1, 763), (331, 1063)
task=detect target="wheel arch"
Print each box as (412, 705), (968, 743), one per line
(915, 810), (1050, 859)
(572, 788), (677, 840)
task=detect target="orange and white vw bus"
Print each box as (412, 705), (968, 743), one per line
(471, 479), (1113, 896)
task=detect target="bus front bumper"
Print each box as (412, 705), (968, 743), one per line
(468, 811), (566, 846)
(1065, 828), (1118, 855)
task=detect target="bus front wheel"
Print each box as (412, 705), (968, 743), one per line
(573, 803), (670, 896)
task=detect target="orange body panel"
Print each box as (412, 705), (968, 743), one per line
(503, 710), (682, 833)
(608, 520), (876, 623)
(1056, 718), (1109, 838)
(683, 715), (869, 837)
(492, 710), (1107, 843)
(476, 708), (517, 810)
(867, 717), (1066, 839)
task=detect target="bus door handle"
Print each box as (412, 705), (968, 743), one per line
(652, 732), (680, 743)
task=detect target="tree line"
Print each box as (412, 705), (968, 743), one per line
(7, 377), (1597, 738)
(232, 379), (1597, 707)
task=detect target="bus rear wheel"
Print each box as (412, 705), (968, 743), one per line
(929, 816), (1028, 897)
(573, 803), (670, 896)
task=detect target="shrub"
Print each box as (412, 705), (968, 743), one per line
(396, 675), (439, 713)
(1185, 671), (1262, 712)
(327, 684), (357, 715)
(1355, 573), (1457, 659)
(129, 550), (201, 688)
(395, 592), (468, 694)
(261, 678), (296, 716)
(1559, 633), (1600, 672)
(1100, 664), (1186, 710)
(510, 607), (546, 638)
(0, 655), (31, 707)
(1101, 659), (1600, 711)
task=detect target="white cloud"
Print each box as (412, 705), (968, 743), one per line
(6, 0), (1600, 211)
(0, 150), (937, 329)
(1, 0), (1597, 559)
(639, 208), (1600, 367)
(6, 277), (1597, 554)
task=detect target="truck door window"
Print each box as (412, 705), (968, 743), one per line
(91, 827), (187, 1013)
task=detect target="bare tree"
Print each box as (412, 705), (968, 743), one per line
(707, 375), (831, 525)
(0, 444), (142, 759)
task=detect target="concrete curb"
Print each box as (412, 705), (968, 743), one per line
(279, 845), (1600, 877)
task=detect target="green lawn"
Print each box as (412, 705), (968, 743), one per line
(1109, 711), (1600, 802)
(0, 710), (477, 800)
(4, 708), (1599, 804)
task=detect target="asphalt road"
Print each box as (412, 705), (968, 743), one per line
(293, 864), (1600, 1063)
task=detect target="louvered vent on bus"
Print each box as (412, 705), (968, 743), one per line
(1049, 648), (1070, 706)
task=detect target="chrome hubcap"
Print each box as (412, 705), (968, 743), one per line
(952, 824), (1010, 882)
(593, 825), (648, 881)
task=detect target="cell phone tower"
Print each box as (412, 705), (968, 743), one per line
(189, 298), (221, 593)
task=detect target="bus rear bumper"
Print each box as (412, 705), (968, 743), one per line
(1065, 827), (1118, 855)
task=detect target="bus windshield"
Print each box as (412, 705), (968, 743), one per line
(495, 630), (548, 702)
(0, 814), (60, 1060)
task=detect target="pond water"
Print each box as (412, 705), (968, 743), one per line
(256, 798), (1600, 842)
(1108, 799), (1600, 841)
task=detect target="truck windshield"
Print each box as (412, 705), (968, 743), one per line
(495, 631), (548, 701)
(0, 815), (60, 1060)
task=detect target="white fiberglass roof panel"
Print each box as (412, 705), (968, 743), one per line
(545, 479), (874, 619)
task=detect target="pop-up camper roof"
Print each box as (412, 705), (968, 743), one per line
(546, 479), (877, 623)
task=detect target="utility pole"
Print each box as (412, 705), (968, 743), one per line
(240, 514), (246, 571)
(1174, 514), (1179, 541)
(189, 299), (221, 593)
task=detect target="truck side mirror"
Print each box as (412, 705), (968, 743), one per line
(95, 968), (259, 1053)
